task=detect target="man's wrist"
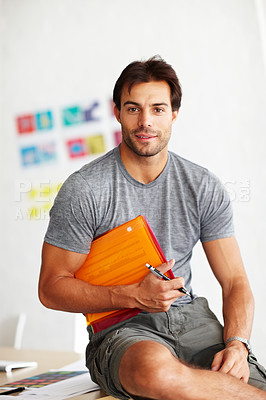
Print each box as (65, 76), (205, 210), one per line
(110, 283), (139, 309)
(225, 336), (252, 355)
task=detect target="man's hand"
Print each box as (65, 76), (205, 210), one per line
(133, 259), (186, 313)
(211, 341), (250, 383)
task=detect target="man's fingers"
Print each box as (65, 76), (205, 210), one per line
(211, 349), (250, 383)
(153, 260), (188, 295)
(218, 358), (235, 374)
(155, 259), (175, 275)
(211, 351), (224, 371)
(220, 362), (249, 382)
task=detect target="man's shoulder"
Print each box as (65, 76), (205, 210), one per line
(169, 151), (209, 177)
(60, 147), (119, 195)
(79, 147), (117, 176)
(168, 151), (228, 200)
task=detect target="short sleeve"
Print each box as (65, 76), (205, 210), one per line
(200, 171), (234, 242)
(44, 172), (98, 253)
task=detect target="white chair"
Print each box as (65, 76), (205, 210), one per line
(73, 313), (90, 353)
(14, 312), (27, 349)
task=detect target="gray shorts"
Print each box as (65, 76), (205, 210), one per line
(86, 297), (266, 400)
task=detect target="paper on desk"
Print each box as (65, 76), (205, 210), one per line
(54, 358), (88, 372)
(14, 372), (100, 399)
(5, 358), (100, 400)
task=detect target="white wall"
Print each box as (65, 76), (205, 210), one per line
(1, 0), (266, 366)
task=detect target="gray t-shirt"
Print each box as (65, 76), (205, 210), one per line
(44, 146), (234, 305)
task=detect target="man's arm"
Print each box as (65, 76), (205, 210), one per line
(38, 242), (185, 314)
(202, 236), (254, 382)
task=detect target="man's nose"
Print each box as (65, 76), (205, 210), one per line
(138, 110), (152, 128)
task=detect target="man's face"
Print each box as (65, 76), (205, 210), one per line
(114, 81), (178, 157)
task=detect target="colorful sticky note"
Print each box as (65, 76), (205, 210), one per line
(114, 130), (122, 146)
(86, 134), (105, 154)
(20, 142), (57, 167)
(36, 111), (53, 130)
(67, 138), (87, 158)
(20, 146), (40, 166)
(62, 106), (83, 126)
(28, 188), (38, 200)
(84, 101), (100, 122)
(39, 142), (57, 162)
(17, 114), (36, 134)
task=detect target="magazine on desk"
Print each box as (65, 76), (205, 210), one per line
(74, 215), (174, 332)
(0, 359), (100, 399)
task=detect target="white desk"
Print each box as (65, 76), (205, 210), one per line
(0, 347), (111, 399)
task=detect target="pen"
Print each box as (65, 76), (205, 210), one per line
(145, 263), (191, 297)
(0, 387), (26, 395)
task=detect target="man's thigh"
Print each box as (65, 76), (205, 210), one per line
(86, 325), (175, 400)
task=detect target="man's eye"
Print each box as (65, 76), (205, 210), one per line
(128, 107), (139, 113)
(154, 108), (164, 113)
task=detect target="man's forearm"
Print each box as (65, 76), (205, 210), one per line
(39, 259), (184, 315)
(222, 278), (254, 343)
(38, 275), (139, 314)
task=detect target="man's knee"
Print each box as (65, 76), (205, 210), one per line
(119, 340), (188, 398)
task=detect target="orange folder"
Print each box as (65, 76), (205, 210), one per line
(74, 215), (174, 332)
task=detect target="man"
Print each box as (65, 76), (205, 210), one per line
(39, 56), (266, 400)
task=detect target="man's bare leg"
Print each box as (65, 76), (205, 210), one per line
(119, 341), (266, 400)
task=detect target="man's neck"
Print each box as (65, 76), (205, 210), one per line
(119, 142), (168, 184)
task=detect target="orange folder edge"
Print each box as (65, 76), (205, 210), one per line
(74, 216), (174, 333)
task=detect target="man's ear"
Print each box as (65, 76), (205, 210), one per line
(172, 109), (179, 123)
(114, 105), (121, 123)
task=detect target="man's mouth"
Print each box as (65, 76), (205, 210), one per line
(134, 129), (157, 140)
(135, 135), (157, 143)
(136, 135), (155, 139)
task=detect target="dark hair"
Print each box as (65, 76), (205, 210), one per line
(113, 55), (182, 111)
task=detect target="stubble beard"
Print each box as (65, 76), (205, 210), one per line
(121, 126), (172, 157)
